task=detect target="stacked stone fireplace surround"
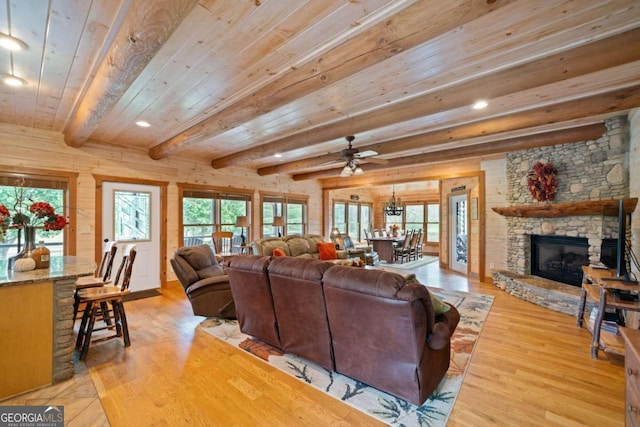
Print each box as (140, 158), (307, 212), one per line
(492, 116), (629, 316)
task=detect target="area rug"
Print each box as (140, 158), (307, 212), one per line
(379, 256), (439, 270)
(199, 288), (493, 426)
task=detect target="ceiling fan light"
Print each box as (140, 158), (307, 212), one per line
(340, 165), (353, 177)
(353, 167), (364, 175)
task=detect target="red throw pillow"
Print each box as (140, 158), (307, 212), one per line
(272, 248), (286, 257)
(318, 242), (337, 260)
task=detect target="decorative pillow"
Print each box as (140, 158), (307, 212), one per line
(404, 275), (450, 314)
(429, 293), (451, 315)
(317, 242), (338, 260)
(272, 248), (286, 257)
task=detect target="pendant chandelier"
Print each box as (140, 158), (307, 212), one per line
(383, 186), (404, 216)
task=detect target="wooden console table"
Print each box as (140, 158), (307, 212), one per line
(576, 266), (640, 359)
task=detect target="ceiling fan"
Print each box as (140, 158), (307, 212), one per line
(336, 136), (388, 177)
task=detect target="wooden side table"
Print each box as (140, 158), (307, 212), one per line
(577, 266), (640, 358)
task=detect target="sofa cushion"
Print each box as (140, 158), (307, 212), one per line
(318, 242), (337, 260)
(284, 235), (311, 257)
(255, 238), (290, 256)
(303, 234), (325, 254)
(272, 248), (286, 257)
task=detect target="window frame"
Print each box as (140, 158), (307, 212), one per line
(383, 200), (440, 243)
(0, 166), (77, 255)
(178, 183), (252, 248)
(260, 192), (309, 238)
(332, 200), (372, 242)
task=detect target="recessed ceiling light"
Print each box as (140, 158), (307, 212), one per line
(136, 120), (151, 128)
(472, 100), (488, 109)
(0, 33), (27, 51)
(274, 153), (282, 158)
(1, 74), (27, 87)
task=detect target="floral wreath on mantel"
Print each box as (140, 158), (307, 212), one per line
(527, 161), (558, 202)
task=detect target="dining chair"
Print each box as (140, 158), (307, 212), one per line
(409, 229), (422, 261)
(73, 240), (118, 320)
(212, 231), (234, 258)
(416, 229), (425, 258)
(75, 244), (137, 360)
(363, 229), (372, 245)
(393, 230), (413, 264)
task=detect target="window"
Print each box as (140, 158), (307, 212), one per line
(114, 191), (150, 241)
(0, 171), (75, 258)
(334, 202), (347, 234)
(426, 203), (440, 243)
(384, 202), (439, 243)
(333, 201), (371, 241)
(261, 194), (308, 237)
(405, 204), (424, 232)
(180, 186), (251, 248)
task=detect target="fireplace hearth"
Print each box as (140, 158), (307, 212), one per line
(530, 235), (617, 286)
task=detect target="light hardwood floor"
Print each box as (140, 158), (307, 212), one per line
(4, 262), (627, 426)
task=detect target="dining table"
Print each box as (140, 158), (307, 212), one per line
(368, 236), (405, 263)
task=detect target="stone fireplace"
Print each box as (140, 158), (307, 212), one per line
(492, 115), (631, 315)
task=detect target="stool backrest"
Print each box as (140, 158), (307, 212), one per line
(112, 244), (137, 292)
(97, 240), (118, 281)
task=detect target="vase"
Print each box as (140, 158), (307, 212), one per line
(7, 226), (37, 271)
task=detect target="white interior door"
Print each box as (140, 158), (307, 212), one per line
(102, 182), (160, 292)
(449, 193), (468, 275)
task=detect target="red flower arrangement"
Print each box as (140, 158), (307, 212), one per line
(527, 161), (558, 202)
(0, 179), (68, 242)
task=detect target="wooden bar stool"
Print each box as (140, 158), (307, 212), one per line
(73, 240), (118, 320)
(75, 244), (136, 361)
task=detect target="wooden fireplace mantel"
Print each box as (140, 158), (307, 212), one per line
(492, 198), (638, 218)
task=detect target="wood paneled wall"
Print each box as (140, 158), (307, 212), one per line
(482, 158), (509, 279)
(0, 124), (322, 283)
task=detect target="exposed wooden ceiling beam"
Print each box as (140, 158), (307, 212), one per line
(243, 28), (640, 174)
(147, 0), (513, 160)
(291, 123), (608, 181)
(283, 84), (640, 180)
(63, 0), (199, 147)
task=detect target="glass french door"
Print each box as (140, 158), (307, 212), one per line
(449, 193), (468, 274)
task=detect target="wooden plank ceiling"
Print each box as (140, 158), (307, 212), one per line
(0, 0), (639, 187)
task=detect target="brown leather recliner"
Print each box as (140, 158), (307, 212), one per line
(224, 255), (281, 348)
(268, 256), (334, 370)
(171, 244), (236, 319)
(322, 266), (460, 406)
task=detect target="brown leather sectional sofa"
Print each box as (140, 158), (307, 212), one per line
(225, 255), (460, 406)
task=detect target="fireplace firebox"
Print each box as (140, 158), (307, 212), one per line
(530, 235), (617, 286)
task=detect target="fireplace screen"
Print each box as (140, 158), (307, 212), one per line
(530, 235), (589, 286)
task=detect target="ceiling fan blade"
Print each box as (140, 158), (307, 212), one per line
(318, 158), (343, 166)
(356, 150), (379, 158)
(363, 157), (389, 165)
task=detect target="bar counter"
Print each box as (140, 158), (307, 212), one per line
(0, 256), (94, 400)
